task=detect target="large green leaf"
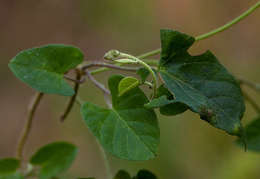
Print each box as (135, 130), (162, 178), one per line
(159, 29), (245, 135)
(9, 44), (84, 96)
(81, 75), (160, 160)
(30, 142), (78, 179)
(237, 116), (260, 151)
(0, 158), (20, 176)
(0, 174), (24, 179)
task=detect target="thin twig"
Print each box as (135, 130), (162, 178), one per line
(96, 140), (112, 179)
(85, 70), (110, 95)
(16, 92), (44, 159)
(238, 77), (260, 92)
(195, 1), (260, 41)
(60, 70), (82, 122)
(85, 70), (112, 108)
(64, 75), (86, 84)
(76, 96), (84, 106)
(243, 90), (260, 114)
(136, 1), (260, 59)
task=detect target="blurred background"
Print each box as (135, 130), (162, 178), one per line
(1, 0), (260, 178)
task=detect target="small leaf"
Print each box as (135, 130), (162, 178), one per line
(114, 170), (131, 179)
(145, 95), (173, 108)
(159, 29), (245, 135)
(30, 141), (78, 179)
(9, 44), (84, 96)
(0, 158), (20, 176)
(236, 116), (260, 151)
(133, 169), (157, 179)
(81, 75), (160, 160)
(118, 76), (140, 96)
(137, 68), (150, 83)
(145, 85), (188, 116)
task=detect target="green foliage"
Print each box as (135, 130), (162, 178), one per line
(0, 158), (20, 175)
(137, 68), (150, 83)
(0, 158), (22, 178)
(237, 116), (260, 151)
(9, 44), (84, 96)
(114, 170), (131, 179)
(30, 142), (78, 179)
(81, 75), (160, 160)
(0, 174), (24, 179)
(118, 76), (140, 96)
(159, 29), (245, 136)
(133, 169), (157, 179)
(6, 3), (260, 176)
(145, 85), (188, 116)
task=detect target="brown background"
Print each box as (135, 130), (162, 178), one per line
(0, 0), (260, 178)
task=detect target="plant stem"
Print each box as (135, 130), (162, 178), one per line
(142, 59), (159, 66)
(76, 96), (84, 106)
(16, 92), (44, 159)
(64, 75), (86, 84)
(137, 48), (161, 60)
(195, 1), (260, 41)
(85, 70), (110, 95)
(89, 0), (259, 75)
(60, 70), (81, 122)
(136, 1), (260, 59)
(243, 90), (260, 114)
(96, 141), (112, 179)
(238, 77), (260, 92)
(85, 70), (112, 108)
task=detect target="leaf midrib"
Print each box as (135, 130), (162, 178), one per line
(111, 108), (155, 157)
(160, 70), (238, 125)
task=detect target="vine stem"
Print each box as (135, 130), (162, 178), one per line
(97, 141), (112, 179)
(16, 92), (44, 160)
(85, 70), (112, 108)
(136, 1), (260, 59)
(60, 70), (81, 122)
(195, 1), (260, 41)
(238, 77), (260, 92)
(242, 90), (260, 114)
(89, 0), (260, 76)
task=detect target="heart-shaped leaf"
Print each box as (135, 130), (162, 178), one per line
(81, 75), (160, 160)
(30, 142), (78, 179)
(118, 76), (140, 96)
(159, 29), (245, 135)
(9, 44), (84, 96)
